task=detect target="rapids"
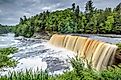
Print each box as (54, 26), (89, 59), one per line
(0, 33), (121, 75)
(0, 33), (75, 76)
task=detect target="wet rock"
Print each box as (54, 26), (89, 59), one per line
(32, 32), (51, 40)
(42, 57), (70, 72)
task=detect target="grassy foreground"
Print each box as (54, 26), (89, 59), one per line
(0, 57), (121, 80)
(0, 47), (18, 68)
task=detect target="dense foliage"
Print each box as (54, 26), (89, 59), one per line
(12, 1), (121, 37)
(0, 47), (18, 68)
(0, 24), (11, 34)
(1, 57), (121, 80)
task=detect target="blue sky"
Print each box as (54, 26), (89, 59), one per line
(0, 0), (120, 25)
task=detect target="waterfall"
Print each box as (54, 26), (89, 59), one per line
(49, 34), (118, 70)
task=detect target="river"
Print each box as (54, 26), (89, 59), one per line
(0, 33), (121, 76)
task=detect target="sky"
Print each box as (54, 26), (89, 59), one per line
(0, 0), (120, 25)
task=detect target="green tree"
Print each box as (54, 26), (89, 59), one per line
(23, 15), (27, 21)
(85, 0), (95, 14)
(115, 2), (121, 15)
(104, 16), (114, 33)
(75, 5), (80, 18)
(72, 3), (76, 11)
(20, 17), (23, 24)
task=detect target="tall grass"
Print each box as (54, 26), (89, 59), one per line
(0, 70), (53, 80)
(0, 56), (121, 80)
(0, 47), (18, 68)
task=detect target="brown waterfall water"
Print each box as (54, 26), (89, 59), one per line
(49, 34), (118, 71)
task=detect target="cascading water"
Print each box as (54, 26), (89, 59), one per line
(0, 33), (120, 76)
(0, 33), (75, 76)
(49, 34), (118, 70)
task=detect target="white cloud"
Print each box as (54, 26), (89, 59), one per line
(42, 7), (51, 10)
(23, 12), (32, 17)
(42, 3), (61, 11)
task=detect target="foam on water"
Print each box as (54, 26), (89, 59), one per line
(0, 33), (121, 76)
(0, 45), (75, 76)
(0, 34), (76, 76)
(0, 57), (47, 76)
(15, 57), (47, 71)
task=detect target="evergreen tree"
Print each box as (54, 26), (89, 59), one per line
(72, 3), (75, 11)
(115, 2), (121, 15)
(23, 15), (27, 21)
(75, 5), (80, 18)
(115, 3), (121, 11)
(20, 17), (23, 24)
(85, 0), (95, 14)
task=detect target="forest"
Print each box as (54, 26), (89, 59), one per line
(0, 24), (11, 34)
(12, 0), (121, 38)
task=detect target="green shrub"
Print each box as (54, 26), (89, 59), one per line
(0, 47), (18, 68)
(100, 65), (121, 80)
(116, 43), (121, 49)
(1, 55), (121, 80)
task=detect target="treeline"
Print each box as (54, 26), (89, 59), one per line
(0, 24), (11, 34)
(12, 0), (121, 37)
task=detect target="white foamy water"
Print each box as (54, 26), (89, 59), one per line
(0, 33), (76, 76)
(0, 33), (121, 76)
(0, 33), (20, 48)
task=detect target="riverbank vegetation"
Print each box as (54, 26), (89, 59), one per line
(0, 24), (11, 34)
(12, 0), (121, 38)
(0, 47), (18, 68)
(0, 57), (121, 80)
